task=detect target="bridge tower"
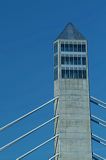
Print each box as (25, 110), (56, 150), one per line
(54, 23), (92, 160)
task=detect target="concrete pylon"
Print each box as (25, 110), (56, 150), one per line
(54, 23), (92, 160)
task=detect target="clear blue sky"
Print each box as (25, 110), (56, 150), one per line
(0, 0), (106, 159)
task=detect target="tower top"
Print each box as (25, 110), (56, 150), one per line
(56, 23), (86, 40)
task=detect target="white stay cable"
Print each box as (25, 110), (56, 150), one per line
(90, 96), (106, 109)
(49, 153), (59, 160)
(91, 115), (106, 127)
(0, 96), (59, 132)
(16, 134), (59, 160)
(92, 133), (106, 146)
(93, 153), (106, 160)
(0, 115), (59, 152)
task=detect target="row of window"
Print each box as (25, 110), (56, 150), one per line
(61, 69), (87, 79)
(61, 43), (86, 52)
(54, 55), (86, 67)
(54, 43), (86, 53)
(54, 68), (87, 80)
(61, 56), (86, 65)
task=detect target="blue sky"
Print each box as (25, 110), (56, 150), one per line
(0, 0), (106, 159)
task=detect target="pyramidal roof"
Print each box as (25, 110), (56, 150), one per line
(56, 23), (86, 40)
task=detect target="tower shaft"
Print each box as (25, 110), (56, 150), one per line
(54, 23), (92, 160)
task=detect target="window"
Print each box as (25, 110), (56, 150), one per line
(74, 44), (77, 52)
(70, 70), (73, 78)
(62, 69), (65, 78)
(69, 44), (73, 51)
(61, 56), (65, 64)
(79, 70), (82, 78)
(54, 68), (58, 80)
(74, 70), (78, 79)
(74, 57), (77, 65)
(82, 57), (86, 65)
(70, 56), (73, 65)
(61, 69), (70, 79)
(78, 57), (81, 65)
(65, 44), (69, 51)
(83, 70), (86, 79)
(66, 69), (69, 78)
(61, 43), (74, 52)
(66, 56), (69, 64)
(54, 43), (58, 53)
(61, 44), (64, 51)
(82, 44), (86, 52)
(61, 56), (70, 65)
(78, 44), (81, 52)
(54, 55), (58, 66)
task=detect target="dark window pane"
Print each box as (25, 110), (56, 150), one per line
(54, 43), (58, 53)
(78, 57), (81, 65)
(70, 57), (73, 65)
(70, 70), (73, 78)
(61, 56), (70, 65)
(78, 44), (81, 52)
(62, 70), (65, 78)
(68, 44), (70, 51)
(61, 44), (64, 51)
(82, 57), (86, 65)
(74, 57), (77, 65)
(74, 70), (78, 79)
(66, 56), (69, 64)
(54, 55), (58, 66)
(79, 70), (82, 78)
(66, 69), (69, 78)
(69, 44), (73, 51)
(74, 44), (77, 52)
(61, 56), (65, 64)
(83, 70), (86, 79)
(65, 44), (68, 51)
(82, 44), (86, 52)
(54, 68), (58, 80)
